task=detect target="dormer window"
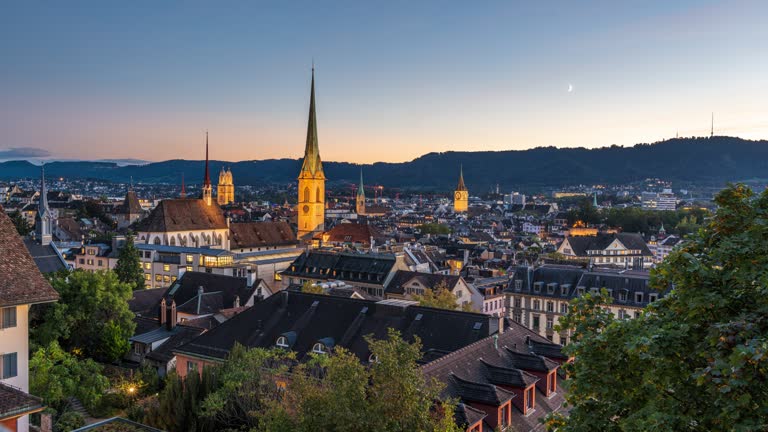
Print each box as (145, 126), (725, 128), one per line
(619, 290), (628, 302)
(648, 293), (658, 303)
(368, 353), (378, 363)
(515, 280), (522, 291)
(546, 283), (555, 294)
(561, 284), (570, 296)
(635, 292), (644, 303)
(276, 336), (289, 349)
(533, 282), (543, 293)
(312, 343), (327, 354)
(576, 286), (585, 296)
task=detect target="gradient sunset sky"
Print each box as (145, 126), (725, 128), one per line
(2, 1), (768, 163)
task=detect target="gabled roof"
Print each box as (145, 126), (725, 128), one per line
(505, 349), (559, 372)
(176, 291), (496, 363)
(119, 190), (143, 215)
(230, 221), (298, 249)
(23, 238), (67, 273)
(138, 199), (227, 232)
(385, 270), (463, 296)
(324, 223), (384, 245)
(454, 403), (486, 429)
(564, 232), (652, 256)
(283, 250), (396, 285)
(163, 271), (252, 311)
(0, 206), (59, 307)
(450, 374), (515, 405)
(0, 383), (45, 421)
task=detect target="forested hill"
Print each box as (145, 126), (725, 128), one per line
(2, 136), (767, 191)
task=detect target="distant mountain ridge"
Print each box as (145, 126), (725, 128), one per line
(1, 137), (767, 191)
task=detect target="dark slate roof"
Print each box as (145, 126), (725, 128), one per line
(129, 288), (166, 317)
(138, 199), (227, 232)
(450, 374), (516, 405)
(23, 238), (67, 273)
(564, 232), (653, 257)
(119, 190), (143, 215)
(163, 271), (252, 311)
(134, 316), (161, 335)
(505, 350), (559, 372)
(283, 251), (396, 286)
(176, 292), (224, 315)
(176, 291), (496, 363)
(454, 403), (486, 429)
(144, 325), (205, 363)
(385, 270), (462, 296)
(71, 416), (164, 432)
(481, 359), (539, 388)
(230, 221), (298, 249)
(528, 339), (569, 361)
(0, 206), (59, 307)
(0, 382), (44, 420)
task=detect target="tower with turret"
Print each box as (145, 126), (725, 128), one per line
(217, 167), (234, 205)
(297, 68), (326, 242)
(356, 168), (366, 215)
(453, 165), (468, 213)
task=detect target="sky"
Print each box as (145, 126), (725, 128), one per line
(2, 1), (768, 163)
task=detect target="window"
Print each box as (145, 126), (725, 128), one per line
(155, 274), (162, 282)
(187, 361), (198, 373)
(79, 258), (84, 264)
(533, 300), (540, 310)
(619, 290), (628, 302)
(163, 264), (170, 272)
(532, 315), (540, 330)
(514, 298), (521, 308)
(304, 187), (310, 202)
(549, 373), (557, 394)
(577, 287), (585, 295)
(501, 403), (510, 427)
(513, 312), (522, 323)
(276, 336), (289, 348)
(455, 290), (463, 299)
(547, 284), (555, 294)
(187, 266), (193, 272)
(1, 353), (18, 379)
(87, 259), (94, 265)
(144, 263), (151, 270)
(526, 387), (535, 411)
(134, 343), (143, 355)
(635, 292), (644, 303)
(186, 255), (194, 264)
(533, 282), (542, 293)
(97, 260), (103, 267)
(546, 318), (554, 329)
(648, 293), (658, 302)
(1, 307), (16, 329)
(560, 303), (568, 314)
(144, 273), (151, 281)
(515, 280), (522, 291)
(163, 275), (170, 283)
(546, 301), (554, 312)
(312, 343), (327, 354)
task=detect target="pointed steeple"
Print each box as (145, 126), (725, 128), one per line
(593, 191), (598, 207)
(204, 131), (211, 187)
(180, 173), (186, 198)
(300, 67), (323, 177)
(456, 165), (467, 191)
(357, 168), (365, 199)
(36, 164), (52, 245)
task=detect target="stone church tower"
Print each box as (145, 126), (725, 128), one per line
(217, 167), (234, 205)
(356, 168), (366, 215)
(297, 68), (325, 242)
(454, 165), (468, 213)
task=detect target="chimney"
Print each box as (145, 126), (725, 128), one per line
(497, 315), (505, 334)
(166, 300), (177, 330)
(159, 298), (166, 325)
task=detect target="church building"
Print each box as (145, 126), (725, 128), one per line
(297, 68), (325, 242)
(454, 166), (469, 213)
(217, 167), (234, 205)
(356, 168), (366, 216)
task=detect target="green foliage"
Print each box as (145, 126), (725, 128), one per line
(417, 223), (451, 235)
(300, 280), (325, 295)
(55, 410), (86, 432)
(413, 281), (473, 312)
(9, 210), (32, 235)
(29, 341), (109, 412)
(550, 184), (768, 431)
(114, 234), (145, 291)
(33, 270), (136, 362)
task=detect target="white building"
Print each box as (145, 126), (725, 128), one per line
(1, 208), (60, 432)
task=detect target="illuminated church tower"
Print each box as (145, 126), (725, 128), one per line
(202, 131), (213, 206)
(297, 68), (325, 242)
(453, 165), (468, 213)
(217, 167), (234, 205)
(356, 168), (366, 215)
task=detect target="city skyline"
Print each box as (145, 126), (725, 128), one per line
(3, 1), (768, 163)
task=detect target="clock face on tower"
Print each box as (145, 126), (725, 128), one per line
(303, 205), (310, 214)
(455, 192), (463, 200)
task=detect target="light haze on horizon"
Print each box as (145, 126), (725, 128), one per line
(2, 1), (768, 163)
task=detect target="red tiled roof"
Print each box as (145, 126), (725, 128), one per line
(0, 206), (59, 307)
(230, 221), (297, 249)
(324, 223), (384, 245)
(139, 199), (227, 232)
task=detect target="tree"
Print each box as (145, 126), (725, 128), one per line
(417, 223), (451, 235)
(115, 234), (145, 290)
(300, 280), (325, 295)
(412, 281), (474, 312)
(29, 341), (109, 411)
(33, 270), (136, 362)
(9, 210), (32, 235)
(549, 184), (768, 431)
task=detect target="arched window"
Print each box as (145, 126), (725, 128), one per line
(304, 187), (310, 202)
(312, 343), (326, 354)
(170, 237), (176, 246)
(276, 336), (289, 348)
(153, 237), (161, 245)
(316, 187), (321, 202)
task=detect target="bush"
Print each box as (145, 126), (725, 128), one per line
(101, 392), (130, 410)
(88, 397), (118, 419)
(55, 411), (85, 432)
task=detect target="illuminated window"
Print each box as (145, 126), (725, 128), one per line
(186, 266), (193, 272)
(163, 264), (170, 272)
(155, 274), (162, 282)
(163, 275), (170, 283)
(144, 274), (151, 281)
(144, 263), (151, 270)
(186, 255), (194, 264)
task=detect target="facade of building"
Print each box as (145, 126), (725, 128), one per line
(217, 167), (234, 206)
(507, 265), (667, 345)
(454, 166), (469, 213)
(1, 206), (59, 432)
(114, 188), (143, 229)
(556, 232), (654, 269)
(385, 270), (483, 312)
(297, 69), (326, 242)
